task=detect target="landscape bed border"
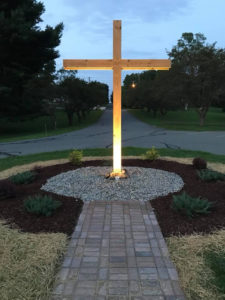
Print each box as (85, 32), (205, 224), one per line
(0, 153), (224, 300)
(0, 146), (225, 177)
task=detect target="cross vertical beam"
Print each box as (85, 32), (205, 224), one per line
(113, 20), (122, 174)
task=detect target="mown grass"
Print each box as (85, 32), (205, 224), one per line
(167, 230), (225, 300)
(0, 221), (67, 300)
(0, 147), (225, 172)
(129, 107), (225, 131)
(0, 110), (103, 142)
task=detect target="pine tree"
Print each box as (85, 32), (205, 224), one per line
(0, 0), (63, 119)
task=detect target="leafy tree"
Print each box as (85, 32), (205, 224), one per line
(110, 92), (113, 103)
(148, 70), (183, 116)
(87, 81), (108, 108)
(57, 70), (84, 125)
(0, 0), (63, 120)
(122, 70), (181, 114)
(168, 33), (225, 125)
(123, 73), (140, 89)
(56, 69), (108, 126)
(122, 72), (145, 108)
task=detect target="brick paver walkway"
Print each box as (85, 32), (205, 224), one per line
(52, 201), (185, 300)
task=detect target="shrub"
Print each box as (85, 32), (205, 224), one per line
(10, 171), (36, 184)
(172, 191), (213, 218)
(68, 149), (83, 165)
(197, 169), (225, 182)
(24, 194), (62, 216)
(144, 146), (160, 161)
(0, 181), (16, 200)
(192, 157), (207, 170)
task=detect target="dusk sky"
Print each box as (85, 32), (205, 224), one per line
(41, 0), (225, 94)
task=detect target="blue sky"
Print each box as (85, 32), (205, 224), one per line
(41, 0), (225, 94)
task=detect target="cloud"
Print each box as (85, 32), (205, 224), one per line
(42, 0), (190, 42)
(40, 0), (191, 91)
(64, 0), (189, 23)
(57, 0), (190, 42)
(122, 49), (156, 58)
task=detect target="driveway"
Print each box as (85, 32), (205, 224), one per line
(0, 110), (224, 158)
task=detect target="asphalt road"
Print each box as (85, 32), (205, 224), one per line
(0, 109), (225, 158)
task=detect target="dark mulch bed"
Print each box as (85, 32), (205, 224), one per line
(0, 159), (224, 237)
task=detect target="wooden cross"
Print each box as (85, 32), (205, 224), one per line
(63, 20), (171, 176)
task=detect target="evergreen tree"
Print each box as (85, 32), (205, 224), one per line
(0, 0), (63, 119)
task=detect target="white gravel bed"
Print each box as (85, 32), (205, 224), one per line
(41, 167), (184, 202)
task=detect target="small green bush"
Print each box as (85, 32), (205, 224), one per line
(172, 191), (213, 218)
(68, 149), (83, 165)
(143, 146), (160, 161)
(192, 157), (207, 169)
(197, 169), (225, 182)
(24, 194), (62, 216)
(10, 171), (36, 184)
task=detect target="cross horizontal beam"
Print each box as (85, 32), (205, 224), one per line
(64, 59), (113, 70)
(121, 59), (171, 70)
(63, 59), (171, 70)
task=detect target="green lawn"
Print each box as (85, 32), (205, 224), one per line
(129, 107), (225, 131)
(0, 147), (224, 172)
(0, 110), (103, 142)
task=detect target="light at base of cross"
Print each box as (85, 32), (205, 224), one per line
(109, 169), (127, 179)
(113, 136), (121, 175)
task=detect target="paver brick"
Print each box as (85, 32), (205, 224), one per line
(157, 268), (169, 280)
(64, 280), (76, 295)
(72, 296), (95, 300)
(160, 280), (174, 296)
(96, 281), (108, 296)
(168, 268), (179, 281)
(110, 256), (126, 263)
(62, 257), (73, 268)
(108, 287), (128, 295)
(99, 268), (108, 280)
(76, 280), (96, 288)
(56, 267), (70, 282)
(128, 268), (139, 280)
(135, 251), (152, 257)
(74, 287), (96, 295)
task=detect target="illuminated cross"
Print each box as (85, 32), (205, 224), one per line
(63, 20), (171, 176)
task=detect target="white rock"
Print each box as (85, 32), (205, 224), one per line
(41, 167), (184, 202)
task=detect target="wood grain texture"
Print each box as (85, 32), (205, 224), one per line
(113, 20), (122, 173)
(121, 59), (171, 70)
(63, 59), (113, 70)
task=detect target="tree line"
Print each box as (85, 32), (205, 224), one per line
(0, 0), (108, 127)
(1, 1), (225, 128)
(122, 33), (225, 126)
